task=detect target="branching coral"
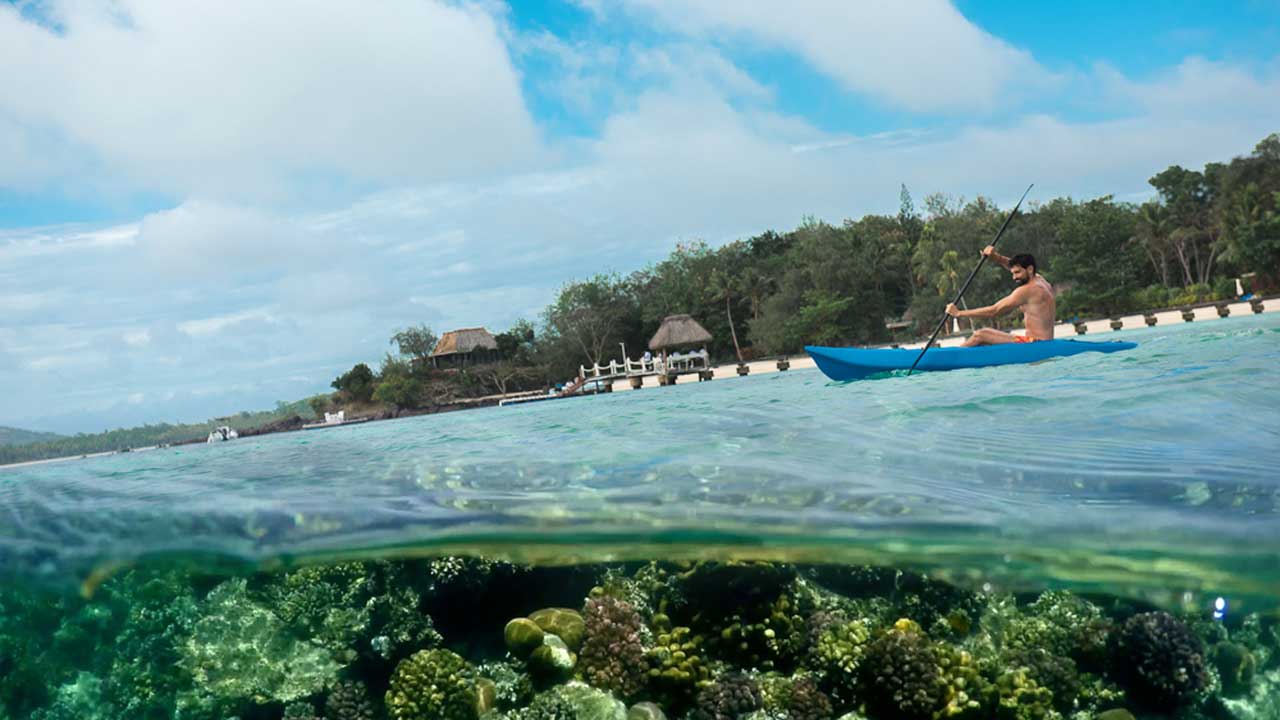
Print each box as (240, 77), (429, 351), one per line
(325, 680), (376, 720)
(999, 592), (1110, 672)
(787, 676), (834, 720)
(1110, 611), (1208, 711)
(689, 672), (762, 720)
(578, 596), (648, 700)
(857, 620), (945, 720)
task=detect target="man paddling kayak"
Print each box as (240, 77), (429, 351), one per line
(945, 247), (1055, 346)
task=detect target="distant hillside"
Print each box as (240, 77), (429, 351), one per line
(0, 397), (327, 466)
(0, 426), (63, 446)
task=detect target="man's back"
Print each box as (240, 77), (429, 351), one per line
(1021, 276), (1055, 340)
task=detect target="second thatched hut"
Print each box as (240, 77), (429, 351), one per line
(649, 314), (712, 351)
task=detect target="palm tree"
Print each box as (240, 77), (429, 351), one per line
(708, 269), (744, 363)
(1133, 202), (1173, 287)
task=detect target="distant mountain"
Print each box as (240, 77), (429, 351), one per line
(0, 426), (64, 446)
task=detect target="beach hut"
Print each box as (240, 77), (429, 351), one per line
(649, 315), (714, 383)
(430, 327), (499, 368)
(649, 314), (712, 351)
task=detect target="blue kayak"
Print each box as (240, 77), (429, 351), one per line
(805, 339), (1137, 381)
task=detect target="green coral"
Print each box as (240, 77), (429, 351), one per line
(936, 645), (992, 719)
(992, 669), (1058, 720)
(708, 593), (808, 671)
(264, 562), (439, 664)
(997, 592), (1109, 671)
(386, 648), (477, 720)
(98, 570), (201, 718)
(1001, 648), (1078, 714)
(266, 563), (371, 632)
(811, 619), (872, 703)
(645, 623), (711, 706)
(180, 577), (341, 705)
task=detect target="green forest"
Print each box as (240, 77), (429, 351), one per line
(4, 134), (1278, 465)
(325, 133), (1280, 414)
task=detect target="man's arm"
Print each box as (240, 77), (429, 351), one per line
(982, 245), (1011, 269)
(947, 286), (1027, 318)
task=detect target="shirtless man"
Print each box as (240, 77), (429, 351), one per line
(945, 247), (1055, 346)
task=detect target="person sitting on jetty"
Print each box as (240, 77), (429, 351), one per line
(946, 246), (1055, 346)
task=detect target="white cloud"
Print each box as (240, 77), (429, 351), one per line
(26, 352), (101, 371)
(0, 0), (543, 200)
(0, 291), (61, 314)
(1097, 56), (1280, 118)
(123, 329), (151, 346)
(134, 200), (319, 277)
(616, 0), (1050, 112)
(177, 309), (280, 338)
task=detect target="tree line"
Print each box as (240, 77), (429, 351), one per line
(0, 399), (322, 466)
(331, 133), (1280, 412)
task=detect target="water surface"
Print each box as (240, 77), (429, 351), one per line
(3, 314), (1278, 610)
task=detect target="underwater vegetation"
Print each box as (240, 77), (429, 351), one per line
(1, 558), (1278, 720)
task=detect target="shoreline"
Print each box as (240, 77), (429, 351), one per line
(608, 295), (1276, 391)
(3, 297), (1273, 468)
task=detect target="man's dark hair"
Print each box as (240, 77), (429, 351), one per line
(1009, 253), (1037, 273)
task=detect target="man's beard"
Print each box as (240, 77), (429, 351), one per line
(1014, 275), (1030, 286)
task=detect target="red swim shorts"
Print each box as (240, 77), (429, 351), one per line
(1013, 335), (1040, 343)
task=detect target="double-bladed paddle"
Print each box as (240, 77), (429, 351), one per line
(906, 183), (1034, 376)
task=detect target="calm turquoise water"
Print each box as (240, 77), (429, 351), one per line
(3, 313), (1279, 610)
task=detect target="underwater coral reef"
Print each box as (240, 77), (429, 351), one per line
(1, 558), (1277, 720)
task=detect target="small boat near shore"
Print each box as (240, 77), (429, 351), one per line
(205, 426), (238, 443)
(806, 339), (1137, 381)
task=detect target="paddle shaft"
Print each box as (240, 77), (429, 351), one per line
(906, 183), (1034, 376)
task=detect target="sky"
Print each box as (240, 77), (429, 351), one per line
(2, 0), (1278, 434)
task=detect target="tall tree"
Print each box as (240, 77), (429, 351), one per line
(1133, 202), (1174, 287)
(543, 274), (638, 367)
(390, 324), (438, 363)
(1149, 165), (1219, 285)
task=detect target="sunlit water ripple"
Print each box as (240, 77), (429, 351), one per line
(3, 314), (1279, 610)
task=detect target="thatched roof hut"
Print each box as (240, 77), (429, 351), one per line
(649, 314), (712, 350)
(430, 327), (499, 367)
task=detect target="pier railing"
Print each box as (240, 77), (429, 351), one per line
(579, 351), (712, 381)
